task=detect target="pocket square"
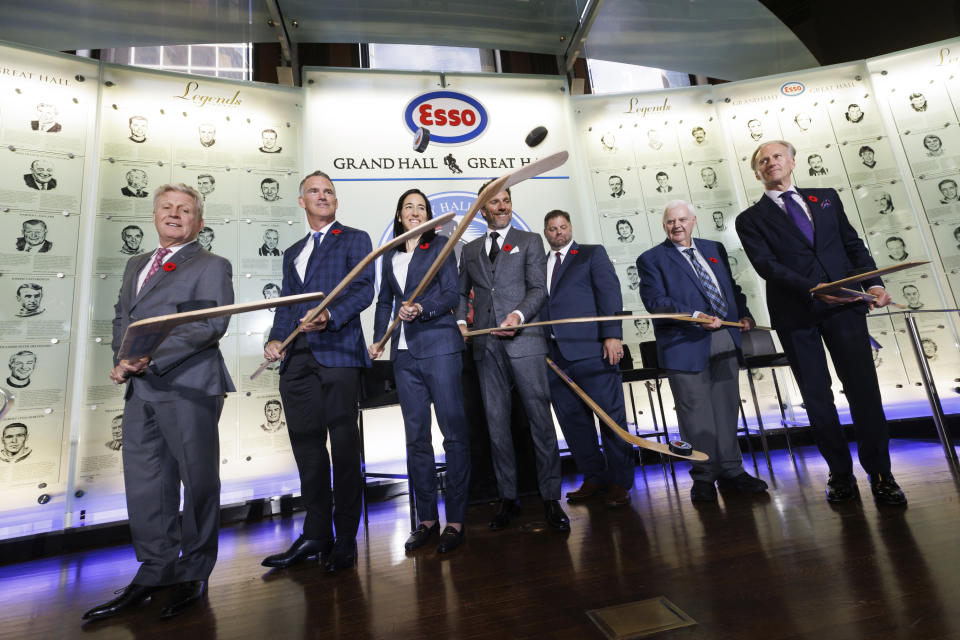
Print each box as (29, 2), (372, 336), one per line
(509, 246), (520, 255)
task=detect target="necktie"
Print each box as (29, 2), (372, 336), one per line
(683, 248), (727, 318)
(488, 231), (500, 263)
(780, 192), (814, 245)
(550, 251), (562, 292)
(304, 231), (324, 279)
(140, 247), (171, 292)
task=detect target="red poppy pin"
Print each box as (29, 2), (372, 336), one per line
(503, 244), (513, 251)
(570, 249), (579, 255)
(419, 242), (430, 250)
(330, 228), (342, 235)
(807, 195), (819, 203)
(709, 257), (718, 263)
(163, 262), (176, 272)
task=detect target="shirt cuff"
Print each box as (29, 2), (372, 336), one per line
(511, 310), (525, 324)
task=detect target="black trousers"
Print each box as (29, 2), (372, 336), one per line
(777, 308), (890, 475)
(279, 334), (362, 541)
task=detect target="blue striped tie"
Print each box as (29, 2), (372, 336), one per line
(684, 248), (727, 318)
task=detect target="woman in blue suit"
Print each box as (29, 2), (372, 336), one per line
(369, 188), (470, 554)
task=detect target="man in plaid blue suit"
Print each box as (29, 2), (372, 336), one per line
(262, 170), (374, 572)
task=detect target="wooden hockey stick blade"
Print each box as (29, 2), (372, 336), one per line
(810, 260), (929, 294)
(545, 357), (709, 462)
(373, 150), (569, 352)
(250, 211), (457, 379)
(461, 313), (771, 338)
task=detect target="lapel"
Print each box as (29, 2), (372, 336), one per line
(760, 190), (813, 248)
(286, 233), (310, 289)
(662, 238), (705, 297)
(304, 221), (342, 288)
(132, 242), (202, 310)
(404, 241), (431, 294)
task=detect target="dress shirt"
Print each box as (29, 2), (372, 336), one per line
(294, 220), (335, 282)
(136, 240), (195, 293)
(392, 249), (413, 350)
(546, 240), (573, 295)
(673, 239), (722, 318)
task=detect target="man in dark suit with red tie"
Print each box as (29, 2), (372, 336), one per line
(262, 170), (375, 571)
(541, 210), (635, 507)
(735, 140), (905, 505)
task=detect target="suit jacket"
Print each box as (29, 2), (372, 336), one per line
(122, 186), (148, 198)
(31, 121), (61, 132)
(542, 242), (623, 362)
(735, 187), (880, 330)
(373, 234), (464, 360)
(268, 221), (374, 370)
(112, 242), (235, 400)
(15, 238), (52, 252)
(24, 175), (56, 190)
(456, 226), (548, 360)
(637, 238), (751, 373)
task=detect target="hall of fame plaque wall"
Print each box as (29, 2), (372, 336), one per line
(0, 42), (98, 532)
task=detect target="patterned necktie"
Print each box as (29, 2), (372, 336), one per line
(304, 231), (323, 279)
(550, 251), (562, 292)
(683, 247), (727, 318)
(140, 247), (171, 292)
(488, 231), (500, 263)
(780, 192), (814, 244)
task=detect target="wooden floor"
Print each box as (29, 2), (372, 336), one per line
(3, 439), (960, 640)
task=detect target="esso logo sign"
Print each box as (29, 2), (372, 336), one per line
(404, 91), (488, 145)
(780, 81), (805, 97)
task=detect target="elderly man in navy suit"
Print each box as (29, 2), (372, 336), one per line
(541, 210), (635, 507)
(262, 170), (375, 571)
(736, 140), (904, 505)
(84, 184), (234, 622)
(638, 200), (767, 502)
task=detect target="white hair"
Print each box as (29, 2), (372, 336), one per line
(662, 200), (695, 219)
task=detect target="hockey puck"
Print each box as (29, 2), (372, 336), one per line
(413, 126), (430, 153)
(668, 439), (694, 456)
(525, 125), (548, 148)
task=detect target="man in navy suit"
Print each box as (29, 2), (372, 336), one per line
(736, 141), (905, 505)
(541, 210), (635, 507)
(262, 170), (375, 571)
(638, 200), (767, 502)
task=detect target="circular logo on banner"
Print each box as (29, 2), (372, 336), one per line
(375, 191), (530, 293)
(403, 91), (488, 145)
(780, 81), (805, 97)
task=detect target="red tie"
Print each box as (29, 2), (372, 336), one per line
(140, 247), (171, 292)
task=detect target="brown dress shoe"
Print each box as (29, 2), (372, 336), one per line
(565, 481), (605, 502)
(604, 485), (631, 508)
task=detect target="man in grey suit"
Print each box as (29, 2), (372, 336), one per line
(83, 184), (234, 622)
(456, 183), (568, 532)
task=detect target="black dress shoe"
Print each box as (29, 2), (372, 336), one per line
(488, 499), (520, 530)
(159, 581), (205, 619)
(437, 526), (465, 553)
(690, 480), (718, 502)
(82, 583), (159, 621)
(324, 538), (358, 572)
(404, 522), (440, 551)
(869, 472), (907, 505)
(825, 472), (859, 502)
(544, 500), (570, 532)
(566, 481), (605, 502)
(262, 535), (333, 568)
(717, 472), (768, 494)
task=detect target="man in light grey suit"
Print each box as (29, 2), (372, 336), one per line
(83, 184), (234, 623)
(456, 182), (568, 532)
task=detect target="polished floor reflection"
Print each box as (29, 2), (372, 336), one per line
(2, 439), (960, 639)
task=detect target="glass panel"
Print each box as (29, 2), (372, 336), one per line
(191, 45), (216, 67)
(218, 70), (246, 80)
(369, 44), (483, 72)
(587, 59), (691, 94)
(132, 46), (160, 65)
(218, 46), (246, 69)
(162, 45), (189, 67)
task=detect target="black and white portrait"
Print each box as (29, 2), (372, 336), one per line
(608, 175), (625, 198)
(7, 350), (36, 389)
(121, 168), (149, 198)
(655, 171), (673, 193)
(711, 210), (726, 232)
(646, 129), (663, 151)
(921, 338), (938, 360)
(632, 317), (651, 337)
(24, 159), (56, 190)
(198, 226), (215, 252)
(902, 284), (923, 310)
(120, 224), (144, 255)
(793, 112), (812, 131)
(923, 134), (944, 157)
(258, 229), (281, 256)
(262, 283), (281, 312)
(15, 283), (44, 317)
(626, 265), (640, 291)
(260, 399), (286, 433)
(938, 179), (959, 204)
(909, 93), (928, 112)
(700, 166), (718, 189)
(691, 126), (706, 145)
(747, 119), (763, 141)
(859, 145), (877, 169)
(616, 219), (635, 244)
(954, 226), (960, 250)
(30, 103), (61, 133)
(260, 178), (281, 202)
(198, 123), (216, 148)
(106, 414), (123, 451)
(885, 236), (908, 262)
(259, 128), (282, 153)
(0, 423), (31, 463)
(845, 104), (864, 124)
(807, 153), (828, 176)
(16, 219), (52, 253)
(197, 174), (215, 199)
(128, 115), (148, 143)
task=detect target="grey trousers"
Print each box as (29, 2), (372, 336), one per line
(477, 338), (561, 500)
(666, 330), (746, 483)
